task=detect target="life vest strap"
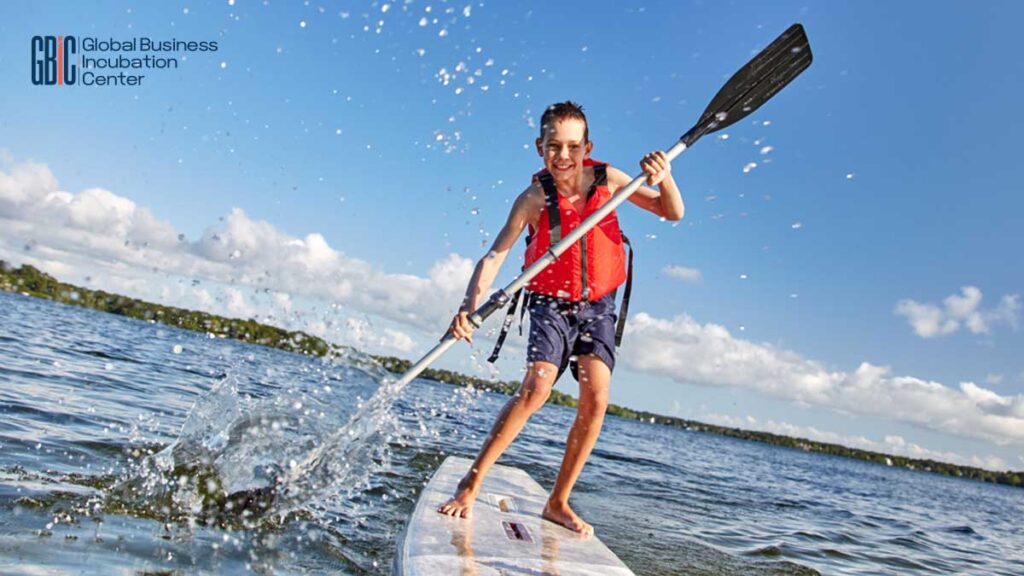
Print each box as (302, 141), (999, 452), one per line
(487, 287), (526, 364)
(614, 234), (633, 347)
(536, 171), (562, 245)
(591, 164), (607, 199)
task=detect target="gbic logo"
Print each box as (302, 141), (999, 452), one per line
(31, 35), (77, 85)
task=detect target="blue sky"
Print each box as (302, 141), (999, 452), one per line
(1, 0), (1022, 470)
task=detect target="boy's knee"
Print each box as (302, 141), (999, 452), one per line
(520, 388), (551, 413)
(578, 389), (609, 417)
(517, 373), (555, 412)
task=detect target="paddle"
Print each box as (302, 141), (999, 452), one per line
(395, 23), (813, 387)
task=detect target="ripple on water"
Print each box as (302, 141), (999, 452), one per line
(884, 535), (931, 552)
(941, 524), (981, 537)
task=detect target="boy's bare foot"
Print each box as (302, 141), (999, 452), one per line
(542, 499), (593, 537)
(437, 475), (480, 519)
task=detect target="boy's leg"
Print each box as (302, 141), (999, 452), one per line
(543, 354), (610, 536)
(437, 361), (559, 518)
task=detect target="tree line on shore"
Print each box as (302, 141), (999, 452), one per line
(2, 260), (1020, 489)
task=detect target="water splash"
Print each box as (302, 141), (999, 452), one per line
(108, 349), (407, 528)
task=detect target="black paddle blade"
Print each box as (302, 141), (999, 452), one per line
(682, 23), (812, 147)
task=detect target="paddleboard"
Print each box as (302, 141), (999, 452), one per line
(396, 456), (635, 575)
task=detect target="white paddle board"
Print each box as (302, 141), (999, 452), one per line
(396, 455), (635, 575)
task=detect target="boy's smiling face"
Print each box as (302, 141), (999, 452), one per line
(536, 118), (592, 180)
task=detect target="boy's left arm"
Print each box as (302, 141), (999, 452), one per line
(608, 151), (685, 221)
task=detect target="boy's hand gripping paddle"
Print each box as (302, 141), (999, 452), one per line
(395, 23), (813, 387)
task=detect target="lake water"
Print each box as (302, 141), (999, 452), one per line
(1, 290), (1022, 575)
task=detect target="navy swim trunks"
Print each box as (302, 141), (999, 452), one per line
(525, 292), (618, 381)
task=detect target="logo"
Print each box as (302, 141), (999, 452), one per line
(30, 35), (219, 87)
(31, 35), (77, 85)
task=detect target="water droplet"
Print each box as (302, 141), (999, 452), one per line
(299, 20), (307, 28)
(791, 222), (803, 230)
(742, 162), (757, 173)
(172, 344), (184, 354)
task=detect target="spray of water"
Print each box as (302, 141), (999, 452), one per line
(106, 348), (414, 529)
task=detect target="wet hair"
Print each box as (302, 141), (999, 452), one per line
(539, 101), (589, 143)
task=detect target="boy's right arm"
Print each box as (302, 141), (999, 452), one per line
(449, 184), (542, 342)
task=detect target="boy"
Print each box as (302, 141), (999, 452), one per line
(438, 101), (684, 535)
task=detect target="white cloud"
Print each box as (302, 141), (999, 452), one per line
(223, 287), (255, 318)
(273, 292), (293, 314)
(893, 300), (952, 338)
(969, 454), (1010, 471)
(622, 312), (1024, 447)
(895, 286), (1020, 338)
(381, 328), (417, 352)
(663, 265), (702, 284)
(0, 161), (472, 336)
(994, 294), (1022, 330)
(702, 415), (1009, 471)
(194, 287), (215, 310)
(959, 382), (1012, 411)
(343, 318), (418, 353)
(0, 161), (59, 214)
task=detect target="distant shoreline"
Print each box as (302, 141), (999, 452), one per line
(2, 260), (1020, 489)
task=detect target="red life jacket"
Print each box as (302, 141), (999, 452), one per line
(524, 159), (627, 302)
